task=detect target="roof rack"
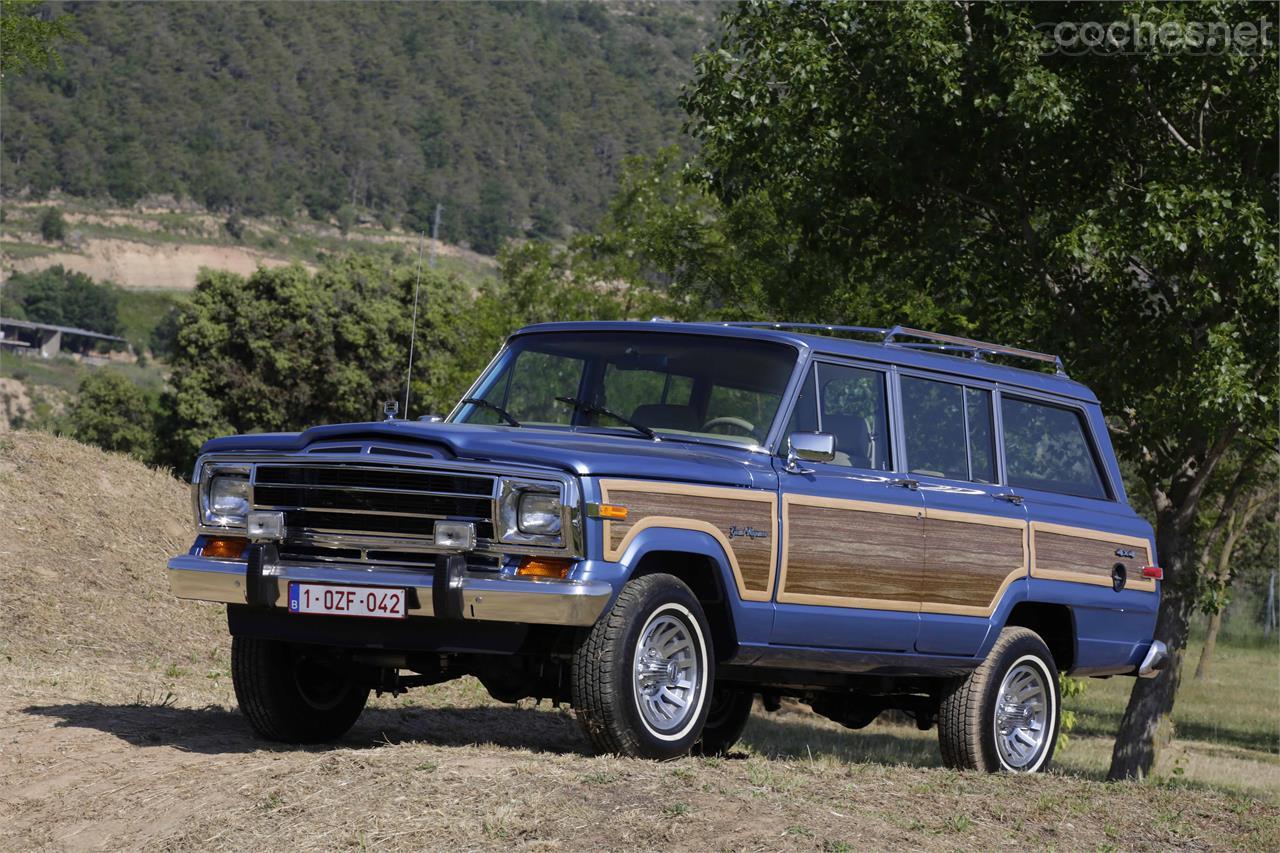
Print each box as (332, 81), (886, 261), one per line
(714, 322), (1067, 376)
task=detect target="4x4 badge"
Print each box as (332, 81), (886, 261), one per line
(1115, 548), (1136, 559)
(728, 526), (768, 540)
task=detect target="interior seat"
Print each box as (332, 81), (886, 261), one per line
(823, 413), (872, 468)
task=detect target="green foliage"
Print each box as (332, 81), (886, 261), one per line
(2, 265), (121, 335)
(38, 206), (65, 241)
(110, 287), (189, 356)
(617, 0), (1277, 546)
(223, 213), (245, 242)
(612, 0), (1277, 778)
(0, 0), (78, 80)
(1059, 675), (1087, 748)
(165, 258), (413, 465)
(163, 250), (672, 468)
(335, 205), (356, 236)
(1, 2), (717, 251)
(148, 306), (181, 361)
(69, 369), (155, 458)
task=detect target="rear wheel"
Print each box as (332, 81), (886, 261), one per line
(937, 627), (1060, 773)
(232, 637), (369, 743)
(693, 687), (753, 756)
(571, 574), (713, 759)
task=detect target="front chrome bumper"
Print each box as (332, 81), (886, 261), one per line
(1137, 640), (1168, 678)
(168, 554), (613, 627)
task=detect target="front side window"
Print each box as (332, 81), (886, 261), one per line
(454, 332), (797, 446)
(1001, 397), (1109, 499)
(784, 362), (891, 470)
(900, 376), (995, 483)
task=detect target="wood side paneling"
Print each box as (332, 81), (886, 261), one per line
(780, 500), (922, 607)
(921, 516), (1025, 611)
(1032, 524), (1156, 592)
(600, 483), (777, 600)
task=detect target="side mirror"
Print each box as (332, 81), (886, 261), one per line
(786, 432), (835, 473)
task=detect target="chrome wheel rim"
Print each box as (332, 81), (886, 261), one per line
(993, 660), (1050, 769)
(632, 612), (702, 735)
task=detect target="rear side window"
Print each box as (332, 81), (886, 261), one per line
(1001, 397), (1109, 499)
(900, 376), (995, 483)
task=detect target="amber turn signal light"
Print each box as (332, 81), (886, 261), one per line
(587, 503), (628, 521)
(1141, 566), (1163, 581)
(516, 557), (573, 580)
(202, 537), (248, 559)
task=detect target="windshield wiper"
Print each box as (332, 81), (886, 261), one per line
(460, 397), (521, 427)
(555, 396), (658, 441)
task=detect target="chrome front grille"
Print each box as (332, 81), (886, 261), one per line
(251, 464), (497, 547)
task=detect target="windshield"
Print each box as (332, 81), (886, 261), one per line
(451, 332), (799, 446)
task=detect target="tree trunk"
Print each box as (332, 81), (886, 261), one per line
(1107, 532), (1195, 781)
(1193, 610), (1222, 680)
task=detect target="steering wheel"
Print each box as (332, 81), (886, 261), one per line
(700, 416), (757, 438)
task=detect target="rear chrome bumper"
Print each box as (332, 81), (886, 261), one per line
(168, 554), (613, 627)
(1137, 640), (1168, 678)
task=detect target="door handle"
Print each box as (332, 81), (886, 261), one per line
(888, 478), (919, 490)
(993, 492), (1024, 505)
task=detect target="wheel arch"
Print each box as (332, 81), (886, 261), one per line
(1003, 601), (1076, 673)
(617, 528), (742, 662)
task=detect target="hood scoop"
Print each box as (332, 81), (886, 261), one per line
(303, 439), (455, 460)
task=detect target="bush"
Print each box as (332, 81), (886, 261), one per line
(223, 213), (245, 241)
(69, 370), (155, 459)
(39, 207), (67, 242)
(335, 204), (357, 235)
(148, 306), (182, 360)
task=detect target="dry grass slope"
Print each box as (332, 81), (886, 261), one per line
(0, 430), (1276, 851)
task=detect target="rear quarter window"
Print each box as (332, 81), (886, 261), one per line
(1001, 396), (1109, 500)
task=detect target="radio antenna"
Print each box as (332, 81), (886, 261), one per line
(402, 231), (426, 419)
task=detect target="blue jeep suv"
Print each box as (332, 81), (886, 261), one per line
(170, 321), (1166, 771)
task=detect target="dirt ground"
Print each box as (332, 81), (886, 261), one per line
(4, 237), (304, 290)
(1, 432), (1276, 851)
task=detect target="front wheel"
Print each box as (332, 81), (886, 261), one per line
(232, 636), (369, 743)
(571, 574), (714, 759)
(937, 627), (1061, 773)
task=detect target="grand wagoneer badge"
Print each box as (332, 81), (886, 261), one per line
(727, 525), (768, 540)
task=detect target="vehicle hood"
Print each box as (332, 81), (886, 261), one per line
(199, 421), (769, 488)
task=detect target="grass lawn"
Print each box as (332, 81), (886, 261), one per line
(115, 287), (188, 350)
(738, 637), (1280, 803)
(1, 352), (168, 394)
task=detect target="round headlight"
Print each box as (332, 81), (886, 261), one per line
(207, 474), (250, 524)
(518, 491), (562, 535)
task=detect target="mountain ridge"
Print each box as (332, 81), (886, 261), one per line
(2, 1), (721, 253)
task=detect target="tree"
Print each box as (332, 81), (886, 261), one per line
(0, 0), (78, 80)
(617, 1), (1275, 780)
(162, 249), (675, 470)
(69, 370), (155, 459)
(0, 2), (715, 249)
(38, 207), (66, 242)
(1192, 451), (1279, 679)
(3, 266), (121, 335)
(165, 258), (415, 466)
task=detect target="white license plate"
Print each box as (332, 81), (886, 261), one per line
(288, 583), (407, 619)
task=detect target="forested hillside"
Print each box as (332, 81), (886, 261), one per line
(1, 1), (718, 252)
